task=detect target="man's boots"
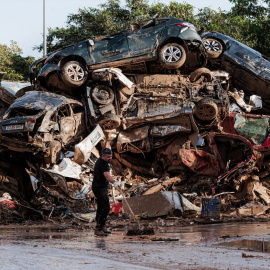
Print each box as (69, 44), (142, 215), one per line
(102, 225), (111, 234)
(95, 225), (108, 236)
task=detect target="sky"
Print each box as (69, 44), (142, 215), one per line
(0, 0), (233, 59)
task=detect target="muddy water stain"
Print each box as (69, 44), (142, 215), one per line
(217, 239), (270, 253)
(1, 222), (270, 247)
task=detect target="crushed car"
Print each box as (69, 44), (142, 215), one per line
(0, 91), (87, 164)
(29, 17), (207, 90)
(201, 31), (270, 111)
(85, 67), (229, 132)
(4, 18), (270, 224)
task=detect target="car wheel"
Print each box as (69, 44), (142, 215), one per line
(98, 113), (121, 130)
(61, 61), (88, 87)
(92, 85), (114, 105)
(191, 180), (212, 195)
(189, 68), (213, 83)
(194, 99), (218, 121)
(159, 43), (186, 69)
(202, 38), (223, 59)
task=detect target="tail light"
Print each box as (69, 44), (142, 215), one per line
(28, 118), (36, 123)
(176, 22), (197, 31)
(26, 118), (36, 130)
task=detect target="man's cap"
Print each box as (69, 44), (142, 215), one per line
(102, 148), (113, 155)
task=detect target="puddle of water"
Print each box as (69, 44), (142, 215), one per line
(218, 239), (270, 253)
(1, 222), (270, 247)
(153, 222), (270, 245)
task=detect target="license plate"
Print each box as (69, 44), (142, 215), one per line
(3, 124), (24, 131)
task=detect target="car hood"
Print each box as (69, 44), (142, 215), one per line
(8, 91), (81, 111)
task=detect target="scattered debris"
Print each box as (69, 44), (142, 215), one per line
(1, 20), (270, 227)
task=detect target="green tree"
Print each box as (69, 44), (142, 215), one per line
(0, 41), (33, 81)
(34, 0), (270, 56)
(195, 7), (245, 42)
(35, 0), (196, 53)
(228, 0), (270, 56)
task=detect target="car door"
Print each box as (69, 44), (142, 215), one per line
(57, 104), (76, 145)
(90, 32), (129, 64)
(70, 103), (85, 139)
(126, 22), (166, 56)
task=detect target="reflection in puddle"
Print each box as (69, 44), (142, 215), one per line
(95, 239), (106, 249)
(1, 222), (270, 248)
(218, 239), (270, 253)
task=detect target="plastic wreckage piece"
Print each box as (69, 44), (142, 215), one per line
(249, 95), (262, 109)
(42, 158), (91, 200)
(110, 202), (123, 216)
(179, 149), (220, 177)
(180, 195), (201, 212)
(44, 158), (84, 180)
(228, 90), (253, 112)
(228, 90), (262, 112)
(92, 68), (134, 89)
(0, 192), (15, 208)
(26, 170), (39, 192)
(123, 191), (182, 218)
(73, 124), (105, 165)
(123, 191), (200, 218)
(201, 198), (221, 219)
(234, 114), (269, 145)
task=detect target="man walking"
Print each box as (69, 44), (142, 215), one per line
(92, 148), (120, 236)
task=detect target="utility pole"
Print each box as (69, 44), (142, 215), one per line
(43, 0), (47, 56)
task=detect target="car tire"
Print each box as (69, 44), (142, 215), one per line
(91, 85), (114, 105)
(189, 68), (213, 83)
(98, 113), (121, 130)
(61, 61), (88, 87)
(202, 38), (223, 59)
(159, 43), (186, 69)
(194, 99), (218, 121)
(191, 180), (212, 195)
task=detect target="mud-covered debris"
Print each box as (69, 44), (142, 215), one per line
(73, 124), (105, 165)
(0, 91), (87, 165)
(202, 31), (270, 113)
(123, 191), (183, 218)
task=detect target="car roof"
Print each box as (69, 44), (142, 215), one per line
(9, 91), (82, 111)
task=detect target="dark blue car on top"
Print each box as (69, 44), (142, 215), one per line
(201, 31), (270, 108)
(30, 17), (207, 89)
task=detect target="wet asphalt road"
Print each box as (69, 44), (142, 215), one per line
(1, 222), (270, 269)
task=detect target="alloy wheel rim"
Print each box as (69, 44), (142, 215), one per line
(67, 64), (85, 81)
(196, 105), (216, 120)
(163, 46), (182, 63)
(203, 40), (221, 52)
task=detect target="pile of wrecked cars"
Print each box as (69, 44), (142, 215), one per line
(1, 16), (270, 225)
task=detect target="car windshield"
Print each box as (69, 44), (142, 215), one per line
(234, 47), (270, 75)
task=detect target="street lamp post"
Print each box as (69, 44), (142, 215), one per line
(43, 0), (47, 56)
